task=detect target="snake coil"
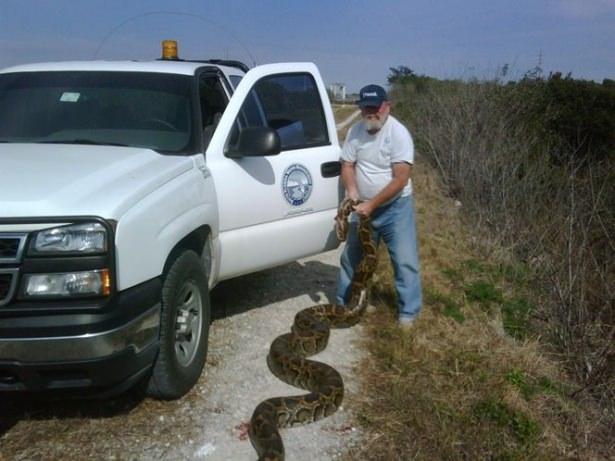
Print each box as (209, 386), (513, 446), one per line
(249, 198), (377, 461)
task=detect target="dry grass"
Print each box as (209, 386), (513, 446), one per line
(332, 103), (359, 120)
(345, 159), (613, 460)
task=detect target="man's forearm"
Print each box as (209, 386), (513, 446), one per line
(341, 162), (359, 200)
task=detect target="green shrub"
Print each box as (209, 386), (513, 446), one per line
(502, 298), (534, 339)
(505, 369), (534, 400)
(465, 280), (503, 308)
(424, 287), (465, 323)
(474, 398), (540, 445)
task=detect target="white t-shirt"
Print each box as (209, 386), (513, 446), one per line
(340, 115), (414, 201)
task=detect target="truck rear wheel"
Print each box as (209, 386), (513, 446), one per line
(147, 250), (210, 399)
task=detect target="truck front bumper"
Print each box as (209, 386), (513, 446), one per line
(0, 280), (161, 393)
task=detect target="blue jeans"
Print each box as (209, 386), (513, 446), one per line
(336, 195), (422, 320)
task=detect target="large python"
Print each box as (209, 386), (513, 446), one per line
(248, 198), (378, 461)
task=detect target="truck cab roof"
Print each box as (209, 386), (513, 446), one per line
(0, 59), (246, 80)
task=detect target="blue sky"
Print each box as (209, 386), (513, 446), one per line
(0, 0), (613, 91)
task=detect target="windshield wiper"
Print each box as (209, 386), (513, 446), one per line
(38, 139), (130, 147)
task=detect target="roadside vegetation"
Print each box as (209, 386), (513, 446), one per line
(341, 68), (613, 459)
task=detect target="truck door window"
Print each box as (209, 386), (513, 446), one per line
(198, 75), (228, 148)
(229, 75), (243, 89)
(227, 73), (329, 152)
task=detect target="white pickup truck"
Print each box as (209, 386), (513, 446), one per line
(0, 45), (342, 398)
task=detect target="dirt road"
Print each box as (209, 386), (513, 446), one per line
(335, 110), (360, 132)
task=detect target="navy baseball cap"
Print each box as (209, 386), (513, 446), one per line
(357, 84), (388, 107)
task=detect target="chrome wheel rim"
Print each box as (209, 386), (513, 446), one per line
(174, 280), (202, 367)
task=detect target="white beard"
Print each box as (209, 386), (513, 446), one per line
(365, 117), (385, 132)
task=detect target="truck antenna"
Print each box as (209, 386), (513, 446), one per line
(93, 11), (257, 67)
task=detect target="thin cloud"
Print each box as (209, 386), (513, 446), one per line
(555, 0), (615, 19)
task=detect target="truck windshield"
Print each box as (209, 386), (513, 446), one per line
(0, 71), (194, 153)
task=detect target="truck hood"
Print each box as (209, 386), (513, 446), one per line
(0, 144), (194, 219)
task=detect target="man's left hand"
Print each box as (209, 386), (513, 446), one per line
(354, 200), (375, 217)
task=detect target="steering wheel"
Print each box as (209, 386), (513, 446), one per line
(140, 118), (179, 131)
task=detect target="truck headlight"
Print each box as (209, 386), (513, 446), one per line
(31, 223), (107, 254)
(23, 269), (111, 298)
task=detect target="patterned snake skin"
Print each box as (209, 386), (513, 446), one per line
(248, 198), (377, 461)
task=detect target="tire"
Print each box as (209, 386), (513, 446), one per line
(147, 250), (211, 400)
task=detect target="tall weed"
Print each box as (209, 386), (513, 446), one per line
(393, 77), (614, 416)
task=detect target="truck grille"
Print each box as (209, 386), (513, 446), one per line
(0, 234), (27, 263)
(0, 238), (19, 258)
(0, 271), (17, 306)
(0, 273), (10, 296)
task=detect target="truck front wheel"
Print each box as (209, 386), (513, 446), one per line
(147, 250), (210, 399)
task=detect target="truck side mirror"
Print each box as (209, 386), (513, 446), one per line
(225, 126), (281, 158)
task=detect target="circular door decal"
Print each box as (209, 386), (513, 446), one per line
(282, 164), (313, 206)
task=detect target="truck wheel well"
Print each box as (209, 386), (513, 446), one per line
(163, 226), (211, 275)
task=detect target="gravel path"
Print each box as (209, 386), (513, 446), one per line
(335, 110), (360, 131)
(0, 245), (366, 461)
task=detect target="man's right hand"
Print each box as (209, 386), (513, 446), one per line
(354, 200), (376, 218)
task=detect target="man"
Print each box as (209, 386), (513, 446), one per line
(336, 84), (422, 326)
